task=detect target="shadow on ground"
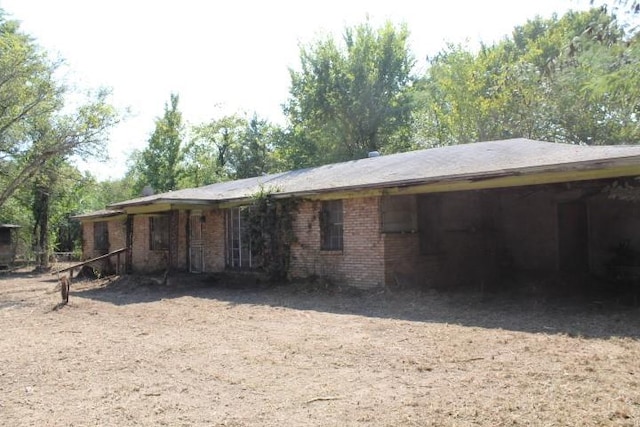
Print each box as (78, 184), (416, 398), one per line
(71, 272), (640, 340)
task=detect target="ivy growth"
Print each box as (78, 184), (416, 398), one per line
(243, 187), (299, 282)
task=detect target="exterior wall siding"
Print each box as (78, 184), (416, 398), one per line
(80, 218), (127, 273)
(108, 219), (127, 252)
(79, 177), (640, 292)
(290, 197), (385, 289)
(203, 208), (225, 273)
(131, 215), (168, 273)
(80, 209), (228, 275)
(383, 233), (438, 288)
(176, 210), (188, 271)
(81, 222), (93, 259)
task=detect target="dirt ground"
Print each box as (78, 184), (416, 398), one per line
(1, 268), (640, 426)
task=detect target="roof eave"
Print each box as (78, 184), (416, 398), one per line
(106, 154), (640, 209)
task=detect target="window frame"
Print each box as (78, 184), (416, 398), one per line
(93, 221), (109, 252)
(225, 206), (260, 269)
(320, 200), (344, 251)
(149, 215), (170, 251)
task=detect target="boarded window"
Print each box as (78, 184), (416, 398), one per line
(149, 215), (170, 251)
(0, 228), (10, 245)
(321, 200), (343, 251)
(381, 195), (417, 233)
(93, 221), (109, 252)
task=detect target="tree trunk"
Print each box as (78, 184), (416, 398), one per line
(32, 184), (50, 269)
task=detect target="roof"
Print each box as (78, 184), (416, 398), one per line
(72, 209), (124, 220)
(108, 139), (640, 210)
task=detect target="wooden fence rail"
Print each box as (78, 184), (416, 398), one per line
(52, 247), (129, 278)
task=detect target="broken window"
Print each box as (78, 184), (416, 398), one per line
(321, 200), (343, 251)
(149, 215), (170, 251)
(93, 221), (109, 252)
(380, 195), (417, 233)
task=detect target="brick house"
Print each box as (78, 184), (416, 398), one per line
(76, 139), (640, 290)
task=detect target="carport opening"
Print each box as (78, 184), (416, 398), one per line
(382, 178), (640, 303)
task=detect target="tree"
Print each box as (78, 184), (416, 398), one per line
(284, 20), (416, 166)
(133, 93), (184, 193)
(231, 114), (275, 179)
(27, 158), (118, 267)
(181, 114), (245, 187)
(0, 13), (119, 208)
(413, 8), (640, 147)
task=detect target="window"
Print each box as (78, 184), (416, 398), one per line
(226, 207), (260, 269)
(321, 200), (343, 251)
(0, 228), (11, 245)
(93, 221), (109, 252)
(149, 215), (170, 251)
(380, 195), (417, 233)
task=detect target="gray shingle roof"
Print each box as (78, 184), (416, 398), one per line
(72, 209), (124, 220)
(109, 138), (640, 209)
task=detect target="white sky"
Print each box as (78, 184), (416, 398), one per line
(0, 0), (591, 180)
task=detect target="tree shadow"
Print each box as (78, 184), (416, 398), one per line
(71, 273), (640, 340)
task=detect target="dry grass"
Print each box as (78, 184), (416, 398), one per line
(1, 270), (639, 426)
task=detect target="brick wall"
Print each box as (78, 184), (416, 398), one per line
(109, 219), (126, 252)
(176, 210), (187, 271)
(80, 218), (127, 273)
(290, 197), (385, 289)
(131, 215), (168, 273)
(383, 233), (438, 288)
(81, 222), (93, 258)
(203, 208), (225, 272)
(81, 219), (126, 258)
(81, 209), (227, 275)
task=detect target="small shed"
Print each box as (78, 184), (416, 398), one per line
(0, 224), (20, 269)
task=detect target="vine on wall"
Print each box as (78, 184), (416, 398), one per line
(243, 187), (299, 282)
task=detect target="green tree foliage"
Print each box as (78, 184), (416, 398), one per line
(232, 114), (277, 179)
(414, 8), (640, 146)
(0, 9), (119, 262)
(283, 20), (416, 166)
(0, 12), (118, 208)
(181, 113), (279, 187)
(181, 114), (246, 187)
(0, 158), (116, 265)
(133, 93), (184, 193)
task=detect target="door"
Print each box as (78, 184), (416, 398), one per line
(558, 201), (589, 272)
(226, 207), (259, 269)
(189, 212), (204, 273)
